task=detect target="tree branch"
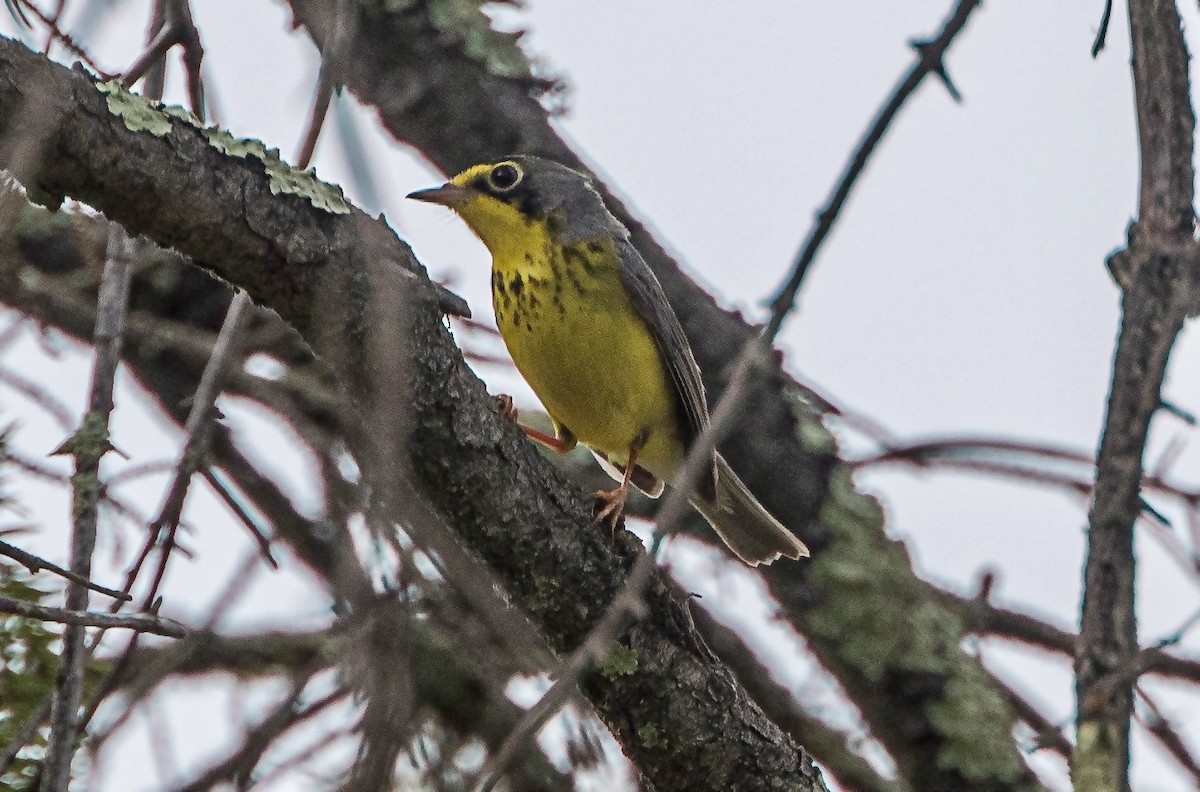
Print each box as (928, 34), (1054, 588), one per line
(0, 594), (186, 637)
(1074, 1), (1200, 789)
(766, 0), (980, 338)
(0, 539), (131, 601)
(42, 223), (134, 791)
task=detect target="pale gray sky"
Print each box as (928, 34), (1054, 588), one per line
(3, 1), (1199, 789)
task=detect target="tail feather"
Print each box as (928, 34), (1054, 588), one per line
(691, 454), (809, 566)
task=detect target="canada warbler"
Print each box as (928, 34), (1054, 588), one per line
(408, 156), (808, 565)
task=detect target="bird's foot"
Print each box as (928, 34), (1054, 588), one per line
(592, 484), (629, 538)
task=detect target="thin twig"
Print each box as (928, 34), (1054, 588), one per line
(0, 364), (75, 430)
(137, 291), (253, 613)
(2, 449), (150, 526)
(121, 19), (178, 89)
(0, 593), (185, 637)
(294, 0), (356, 168)
(991, 675), (1072, 758)
(82, 551), (264, 748)
(13, 0), (112, 78)
(201, 468), (278, 568)
(103, 458), (177, 486)
(765, 0), (981, 339)
(0, 697), (50, 774)
(0, 538), (131, 600)
(121, 0), (206, 121)
(1136, 686), (1200, 782)
(0, 313), (26, 350)
(851, 434), (1200, 506)
(174, 683), (346, 792)
(1092, 0), (1115, 58)
(42, 223), (134, 792)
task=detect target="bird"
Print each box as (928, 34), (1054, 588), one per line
(408, 155), (808, 565)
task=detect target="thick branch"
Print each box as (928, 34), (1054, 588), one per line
(0, 38), (823, 791)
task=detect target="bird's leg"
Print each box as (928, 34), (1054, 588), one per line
(593, 444), (640, 530)
(495, 394), (576, 454)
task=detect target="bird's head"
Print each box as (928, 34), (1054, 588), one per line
(407, 156), (624, 249)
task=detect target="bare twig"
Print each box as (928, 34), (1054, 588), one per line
(136, 291), (253, 611)
(1074, 1), (1200, 789)
(1136, 687), (1200, 782)
(121, 0), (206, 121)
(0, 593), (185, 637)
(992, 676), (1072, 758)
(0, 538), (131, 600)
(690, 603), (905, 792)
(42, 223), (134, 791)
(82, 551), (263, 747)
(201, 468), (278, 568)
(295, 0), (355, 168)
(0, 364), (75, 430)
(1, 448), (149, 526)
(174, 681), (346, 792)
(1092, 0), (1115, 58)
(13, 0), (112, 78)
(102, 458), (177, 487)
(852, 433), (1200, 513)
(765, 0), (981, 338)
(0, 697), (49, 775)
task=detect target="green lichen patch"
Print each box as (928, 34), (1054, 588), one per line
(426, 0), (535, 80)
(808, 472), (966, 683)
(94, 82), (346, 214)
(161, 104), (203, 128)
(52, 410), (113, 468)
(1072, 721), (1121, 792)
(809, 465), (1030, 786)
(203, 128), (350, 215)
(599, 642), (638, 679)
(637, 723), (662, 749)
(927, 668), (1025, 785)
(794, 410), (838, 455)
(96, 80), (172, 136)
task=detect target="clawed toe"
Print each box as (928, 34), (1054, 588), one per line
(592, 486), (629, 536)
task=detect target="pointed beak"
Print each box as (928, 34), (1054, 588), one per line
(406, 183), (476, 207)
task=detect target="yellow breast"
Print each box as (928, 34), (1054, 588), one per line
(490, 230), (684, 478)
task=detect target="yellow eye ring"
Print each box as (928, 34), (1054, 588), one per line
(487, 161), (523, 193)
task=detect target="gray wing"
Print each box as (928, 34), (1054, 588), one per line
(615, 239), (717, 499)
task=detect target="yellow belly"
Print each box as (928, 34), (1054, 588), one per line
(492, 239), (684, 478)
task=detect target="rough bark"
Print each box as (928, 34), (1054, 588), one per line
(1073, 1), (1199, 789)
(0, 37), (825, 791)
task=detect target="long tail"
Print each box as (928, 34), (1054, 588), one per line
(690, 454), (809, 566)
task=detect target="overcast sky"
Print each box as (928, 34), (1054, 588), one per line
(3, 2), (1200, 790)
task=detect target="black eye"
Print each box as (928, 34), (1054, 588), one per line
(487, 162), (522, 192)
